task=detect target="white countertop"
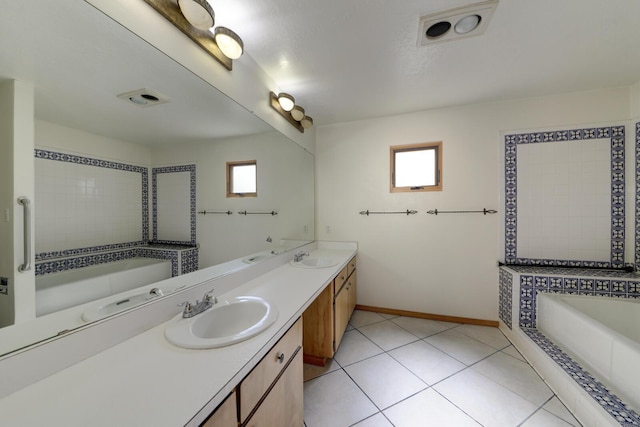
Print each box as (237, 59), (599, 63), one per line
(0, 245), (356, 426)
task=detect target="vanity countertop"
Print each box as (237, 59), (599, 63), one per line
(0, 244), (356, 426)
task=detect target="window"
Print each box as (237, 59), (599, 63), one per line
(390, 142), (442, 192)
(227, 160), (257, 197)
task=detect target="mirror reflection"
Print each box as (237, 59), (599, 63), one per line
(0, 0), (314, 356)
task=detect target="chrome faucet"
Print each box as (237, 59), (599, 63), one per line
(293, 251), (310, 262)
(179, 289), (217, 318)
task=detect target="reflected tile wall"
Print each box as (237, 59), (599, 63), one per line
(34, 150), (148, 255)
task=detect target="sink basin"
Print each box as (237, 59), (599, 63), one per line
(290, 257), (338, 268)
(164, 296), (278, 349)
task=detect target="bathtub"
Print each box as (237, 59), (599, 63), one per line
(537, 293), (640, 412)
(36, 258), (172, 317)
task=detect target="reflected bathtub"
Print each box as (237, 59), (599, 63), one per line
(36, 258), (172, 317)
(537, 293), (640, 411)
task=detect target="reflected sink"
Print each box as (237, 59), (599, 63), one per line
(164, 296), (278, 349)
(81, 286), (183, 322)
(289, 257), (338, 269)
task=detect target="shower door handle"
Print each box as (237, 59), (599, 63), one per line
(17, 197), (31, 272)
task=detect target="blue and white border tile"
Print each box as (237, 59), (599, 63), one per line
(34, 149), (149, 259)
(524, 328), (640, 426)
(151, 165), (197, 246)
(504, 126), (625, 269)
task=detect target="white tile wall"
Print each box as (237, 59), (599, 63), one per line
(516, 138), (611, 261)
(155, 171), (191, 242)
(35, 157), (143, 253)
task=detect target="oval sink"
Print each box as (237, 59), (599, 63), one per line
(290, 257), (338, 269)
(164, 296), (278, 349)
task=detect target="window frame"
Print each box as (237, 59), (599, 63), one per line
(226, 160), (257, 198)
(390, 141), (442, 193)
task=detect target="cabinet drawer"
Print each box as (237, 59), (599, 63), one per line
(347, 256), (356, 277)
(244, 350), (303, 427)
(333, 265), (349, 295)
(239, 318), (302, 422)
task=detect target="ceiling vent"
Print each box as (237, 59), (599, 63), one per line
(116, 88), (171, 108)
(417, 0), (498, 46)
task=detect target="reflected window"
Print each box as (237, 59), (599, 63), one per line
(227, 160), (257, 197)
(390, 142), (442, 192)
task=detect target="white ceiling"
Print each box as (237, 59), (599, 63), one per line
(214, 0), (640, 125)
(1, 0), (639, 146)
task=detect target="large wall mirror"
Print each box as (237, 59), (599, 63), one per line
(0, 0), (314, 356)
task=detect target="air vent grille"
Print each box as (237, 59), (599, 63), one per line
(417, 0), (498, 46)
(116, 88), (171, 108)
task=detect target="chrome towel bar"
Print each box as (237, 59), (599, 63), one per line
(17, 197), (32, 272)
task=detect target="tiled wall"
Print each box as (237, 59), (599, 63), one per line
(152, 165), (196, 245)
(35, 149), (148, 256)
(504, 126), (625, 269)
(35, 150), (198, 276)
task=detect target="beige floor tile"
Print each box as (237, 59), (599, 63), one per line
(351, 412), (393, 427)
(501, 344), (527, 362)
(384, 388), (481, 427)
(349, 310), (387, 328)
(389, 340), (466, 385)
(424, 329), (497, 365)
(304, 358), (342, 382)
(358, 320), (419, 351)
(304, 369), (377, 427)
(390, 316), (456, 338)
(472, 351), (553, 406)
(453, 324), (511, 350)
(434, 369), (538, 426)
(344, 353), (427, 409)
(521, 409), (577, 427)
(333, 329), (383, 367)
(543, 397), (581, 426)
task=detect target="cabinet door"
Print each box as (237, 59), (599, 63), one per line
(245, 350), (303, 427)
(334, 285), (350, 351)
(347, 270), (357, 316)
(201, 390), (237, 427)
(302, 284), (334, 360)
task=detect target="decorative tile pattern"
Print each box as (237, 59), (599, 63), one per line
(504, 126), (625, 269)
(34, 149), (149, 260)
(636, 122), (640, 268)
(523, 328), (640, 426)
(35, 245), (198, 278)
(505, 266), (640, 329)
(181, 247), (199, 275)
(498, 269), (513, 329)
(503, 265), (639, 278)
(151, 164), (197, 245)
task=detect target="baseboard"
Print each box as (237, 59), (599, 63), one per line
(303, 353), (326, 367)
(355, 304), (499, 327)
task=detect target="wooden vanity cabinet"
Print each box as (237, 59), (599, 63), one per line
(303, 256), (357, 366)
(200, 318), (303, 427)
(201, 390), (237, 427)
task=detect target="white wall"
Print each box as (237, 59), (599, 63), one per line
(152, 131), (314, 268)
(316, 87), (631, 321)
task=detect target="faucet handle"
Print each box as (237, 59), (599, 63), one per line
(178, 301), (193, 317)
(203, 289), (217, 304)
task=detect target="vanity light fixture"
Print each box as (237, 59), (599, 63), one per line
(213, 27), (244, 59)
(269, 92), (313, 133)
(300, 116), (313, 129)
(177, 0), (215, 30)
(277, 93), (295, 112)
(143, 0), (244, 70)
(290, 105), (305, 121)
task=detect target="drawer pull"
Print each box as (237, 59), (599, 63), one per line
(277, 353), (285, 364)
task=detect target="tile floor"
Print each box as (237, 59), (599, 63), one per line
(303, 310), (582, 427)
